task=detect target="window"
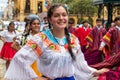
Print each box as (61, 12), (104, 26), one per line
(25, 0), (30, 13)
(38, 2), (42, 13)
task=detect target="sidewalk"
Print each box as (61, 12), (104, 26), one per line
(0, 41), (6, 80)
(0, 59), (6, 80)
(0, 40), (6, 80)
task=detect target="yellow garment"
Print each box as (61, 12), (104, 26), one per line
(31, 61), (42, 76)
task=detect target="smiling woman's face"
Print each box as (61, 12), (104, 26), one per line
(48, 6), (68, 30)
(30, 19), (40, 33)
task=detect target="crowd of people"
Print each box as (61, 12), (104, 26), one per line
(0, 3), (120, 80)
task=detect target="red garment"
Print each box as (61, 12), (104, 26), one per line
(68, 27), (76, 33)
(86, 27), (106, 50)
(98, 70), (120, 80)
(92, 27), (120, 80)
(102, 27), (120, 57)
(84, 27), (106, 65)
(91, 53), (120, 80)
(0, 42), (17, 60)
(91, 53), (120, 69)
(73, 27), (91, 46)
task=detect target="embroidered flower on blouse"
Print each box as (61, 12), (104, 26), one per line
(31, 44), (37, 49)
(49, 44), (55, 50)
(26, 39), (42, 57)
(41, 34), (46, 40)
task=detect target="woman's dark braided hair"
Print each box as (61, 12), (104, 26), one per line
(47, 3), (75, 60)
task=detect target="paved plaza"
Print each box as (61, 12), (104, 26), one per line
(0, 41), (6, 80)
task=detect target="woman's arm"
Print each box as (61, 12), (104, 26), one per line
(0, 36), (6, 43)
(74, 49), (109, 77)
(99, 42), (105, 50)
(92, 68), (109, 76)
(74, 38), (109, 79)
(5, 35), (44, 80)
(0, 30), (7, 42)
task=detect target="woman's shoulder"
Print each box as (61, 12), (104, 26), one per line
(0, 30), (8, 35)
(2, 30), (8, 33)
(36, 29), (50, 37)
(31, 30), (49, 42)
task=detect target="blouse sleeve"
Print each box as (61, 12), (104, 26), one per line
(0, 30), (6, 37)
(73, 38), (97, 80)
(5, 35), (43, 80)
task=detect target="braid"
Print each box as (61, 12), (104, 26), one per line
(48, 23), (51, 29)
(65, 27), (76, 61)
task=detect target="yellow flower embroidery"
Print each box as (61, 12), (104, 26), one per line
(41, 34), (46, 40)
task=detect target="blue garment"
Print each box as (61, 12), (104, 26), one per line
(55, 76), (75, 80)
(43, 29), (68, 45)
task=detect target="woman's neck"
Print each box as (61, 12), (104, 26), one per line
(8, 30), (14, 33)
(31, 31), (38, 36)
(51, 29), (65, 38)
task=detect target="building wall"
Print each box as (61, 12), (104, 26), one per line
(14, 0), (48, 21)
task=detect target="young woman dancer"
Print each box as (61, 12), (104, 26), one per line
(0, 22), (19, 69)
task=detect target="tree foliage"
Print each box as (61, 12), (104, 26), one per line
(69, 0), (98, 17)
(51, 0), (72, 4)
(51, 0), (98, 17)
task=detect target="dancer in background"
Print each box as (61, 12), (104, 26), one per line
(11, 18), (42, 76)
(84, 18), (106, 65)
(0, 22), (19, 69)
(96, 16), (120, 80)
(73, 20), (91, 53)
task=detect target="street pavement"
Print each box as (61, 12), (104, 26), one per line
(0, 40), (98, 80)
(0, 41), (6, 80)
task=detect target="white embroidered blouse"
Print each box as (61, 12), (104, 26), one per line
(5, 30), (97, 80)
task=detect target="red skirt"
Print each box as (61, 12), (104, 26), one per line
(0, 42), (17, 60)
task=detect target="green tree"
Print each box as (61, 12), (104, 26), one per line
(51, 0), (97, 25)
(51, 0), (72, 4)
(51, 0), (98, 17)
(69, 0), (98, 17)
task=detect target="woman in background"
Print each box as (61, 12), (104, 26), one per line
(11, 18), (42, 76)
(0, 22), (19, 69)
